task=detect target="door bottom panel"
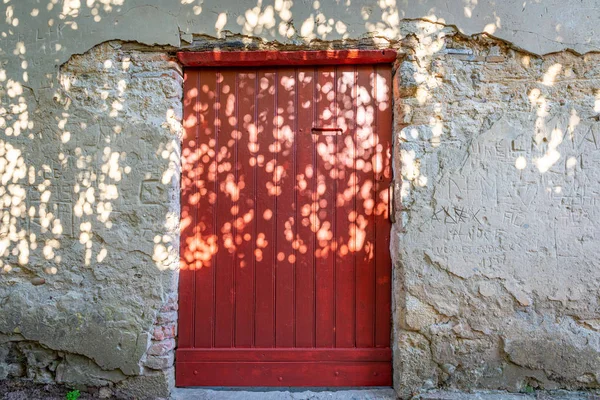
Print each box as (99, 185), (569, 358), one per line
(176, 348), (392, 386)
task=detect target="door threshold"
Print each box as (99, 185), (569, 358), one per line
(171, 387), (396, 399)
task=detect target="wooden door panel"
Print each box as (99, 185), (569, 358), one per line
(213, 70), (237, 348)
(294, 67), (317, 348)
(192, 70), (219, 349)
(178, 64), (393, 387)
(335, 65), (358, 349)
(355, 66), (377, 348)
(254, 70), (277, 348)
(275, 68), (297, 348)
(235, 71), (257, 348)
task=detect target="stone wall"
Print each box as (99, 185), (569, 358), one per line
(2, 15), (600, 400)
(393, 21), (600, 397)
(0, 42), (181, 398)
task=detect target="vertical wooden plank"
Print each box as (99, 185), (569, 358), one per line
(315, 67), (336, 348)
(214, 70), (237, 348)
(355, 66), (376, 348)
(334, 66), (357, 348)
(179, 70), (199, 349)
(234, 71), (256, 347)
(254, 70), (277, 347)
(192, 70), (219, 348)
(373, 66), (393, 348)
(275, 68), (296, 347)
(295, 67), (316, 348)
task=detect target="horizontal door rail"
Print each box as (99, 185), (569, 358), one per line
(176, 348), (392, 362)
(177, 50), (397, 67)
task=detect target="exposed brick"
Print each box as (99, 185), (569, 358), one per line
(152, 324), (176, 341)
(156, 311), (177, 325)
(147, 339), (176, 357)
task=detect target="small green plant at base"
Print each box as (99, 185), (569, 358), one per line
(66, 390), (81, 400)
(522, 385), (535, 394)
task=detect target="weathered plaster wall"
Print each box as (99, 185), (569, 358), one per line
(0, 43), (181, 398)
(2, 1), (600, 399)
(2, 0), (600, 91)
(393, 21), (600, 397)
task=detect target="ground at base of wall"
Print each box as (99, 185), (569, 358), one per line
(171, 388), (397, 399)
(0, 380), (97, 400)
(1, 384), (599, 400)
(418, 391), (600, 400)
(0, 379), (166, 400)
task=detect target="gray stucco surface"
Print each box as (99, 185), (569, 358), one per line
(2, 0), (600, 89)
(3, 1), (600, 399)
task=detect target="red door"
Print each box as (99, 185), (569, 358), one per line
(178, 59), (393, 387)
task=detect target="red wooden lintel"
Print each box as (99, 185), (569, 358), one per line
(177, 49), (397, 67)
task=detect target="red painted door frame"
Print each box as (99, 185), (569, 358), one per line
(177, 49), (396, 387)
(177, 49), (397, 67)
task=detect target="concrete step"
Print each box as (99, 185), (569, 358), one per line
(171, 388), (397, 400)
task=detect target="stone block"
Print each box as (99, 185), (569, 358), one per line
(115, 367), (174, 400)
(147, 339), (175, 356)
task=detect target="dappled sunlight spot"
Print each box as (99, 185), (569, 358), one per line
(0, 140), (34, 267)
(415, 86), (429, 105)
(181, 230), (217, 270)
(0, 141), (26, 186)
(97, 247), (107, 263)
(235, 0), (294, 38)
(534, 127), (563, 173)
(160, 139), (180, 185)
(515, 156), (527, 170)
(155, 233), (179, 271)
(364, 0), (400, 41)
(301, 16), (315, 38)
(5, 5), (19, 27)
(0, 22), (189, 275)
(542, 63), (562, 86)
(430, 120), (443, 147)
(263, 209), (273, 221)
(180, 66), (391, 281)
(43, 239), (60, 260)
(215, 12), (227, 35)
(239, 5), (276, 36)
(483, 23), (496, 34)
(375, 187), (389, 218)
(567, 109), (580, 140)
(349, 214), (368, 253)
(6, 80), (23, 98)
(79, 221), (93, 266)
(400, 149), (420, 181)
(284, 217), (295, 242)
(317, 220), (333, 243)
